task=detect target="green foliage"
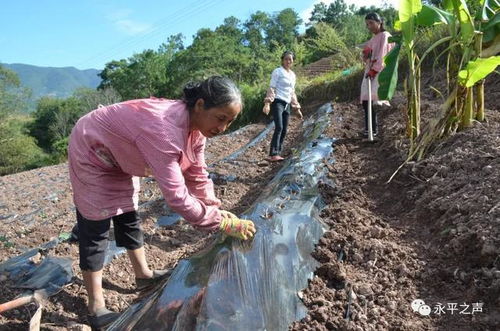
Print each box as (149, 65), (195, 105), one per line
(378, 41), (402, 100)
(244, 11), (271, 51)
(0, 116), (48, 175)
(301, 68), (364, 104)
(231, 83), (268, 129)
(303, 23), (355, 62)
(52, 137), (69, 162)
(99, 49), (170, 100)
(308, 0), (355, 27)
(29, 97), (71, 151)
(477, 0), (500, 21)
(0, 65), (30, 120)
(338, 15), (371, 47)
(357, 5), (398, 31)
(265, 8), (303, 48)
(416, 4), (455, 26)
(72, 87), (122, 111)
(458, 56), (500, 87)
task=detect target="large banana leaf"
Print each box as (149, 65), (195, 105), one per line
(458, 56), (500, 87)
(482, 12), (500, 43)
(450, 0), (475, 42)
(378, 36), (402, 100)
(399, 0), (423, 44)
(477, 0), (500, 21)
(416, 4), (455, 26)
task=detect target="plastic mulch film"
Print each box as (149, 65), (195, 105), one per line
(157, 214), (184, 227)
(217, 121), (275, 163)
(14, 256), (73, 295)
(0, 248), (40, 279)
(109, 103), (334, 330)
(0, 237), (62, 280)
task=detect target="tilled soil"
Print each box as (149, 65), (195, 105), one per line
(1, 92), (499, 330)
(291, 98), (499, 331)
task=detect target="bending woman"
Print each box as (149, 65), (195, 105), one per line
(68, 76), (256, 329)
(263, 51), (303, 162)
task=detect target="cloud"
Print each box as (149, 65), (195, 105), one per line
(114, 19), (152, 35)
(107, 9), (133, 21)
(105, 8), (152, 35)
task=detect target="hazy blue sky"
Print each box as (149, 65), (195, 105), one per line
(1, 0), (398, 70)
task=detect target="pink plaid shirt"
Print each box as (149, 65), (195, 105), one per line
(360, 31), (394, 102)
(68, 98), (222, 230)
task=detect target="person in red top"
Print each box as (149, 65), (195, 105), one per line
(68, 76), (256, 329)
(360, 12), (394, 137)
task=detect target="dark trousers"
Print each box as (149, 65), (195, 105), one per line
(77, 209), (143, 271)
(363, 101), (378, 133)
(269, 99), (290, 156)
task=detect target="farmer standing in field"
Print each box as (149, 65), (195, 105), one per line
(360, 12), (394, 137)
(263, 50), (303, 162)
(68, 76), (256, 329)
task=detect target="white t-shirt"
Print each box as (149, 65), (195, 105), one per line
(270, 67), (296, 104)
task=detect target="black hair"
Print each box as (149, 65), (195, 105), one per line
(182, 76), (242, 110)
(281, 50), (294, 61)
(365, 12), (385, 32)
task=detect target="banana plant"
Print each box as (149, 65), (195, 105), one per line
(380, 0), (499, 160)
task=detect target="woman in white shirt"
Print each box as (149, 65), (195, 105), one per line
(263, 51), (303, 162)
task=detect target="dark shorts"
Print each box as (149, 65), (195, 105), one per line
(77, 209), (143, 271)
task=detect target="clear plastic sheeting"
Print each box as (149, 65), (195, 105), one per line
(103, 240), (127, 266)
(157, 214), (183, 227)
(220, 122), (274, 163)
(208, 173), (238, 183)
(109, 103), (334, 330)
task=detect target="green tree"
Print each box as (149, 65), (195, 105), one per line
(28, 96), (84, 151)
(99, 34), (184, 99)
(0, 65), (31, 120)
(304, 22), (356, 62)
(0, 116), (47, 175)
(266, 8), (303, 48)
(244, 11), (270, 51)
(72, 86), (122, 111)
(163, 21), (254, 96)
(308, 0), (355, 27)
(98, 59), (130, 98)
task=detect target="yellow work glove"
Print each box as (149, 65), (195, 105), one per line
(219, 210), (256, 240)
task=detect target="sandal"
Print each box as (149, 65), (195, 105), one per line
(87, 307), (120, 330)
(135, 269), (172, 291)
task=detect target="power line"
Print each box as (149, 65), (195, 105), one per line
(77, 0), (227, 69)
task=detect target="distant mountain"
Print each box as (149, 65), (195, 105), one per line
(2, 63), (101, 100)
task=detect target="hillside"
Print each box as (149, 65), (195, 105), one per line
(2, 63), (101, 104)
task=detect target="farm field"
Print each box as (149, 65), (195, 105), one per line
(1, 73), (498, 330)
